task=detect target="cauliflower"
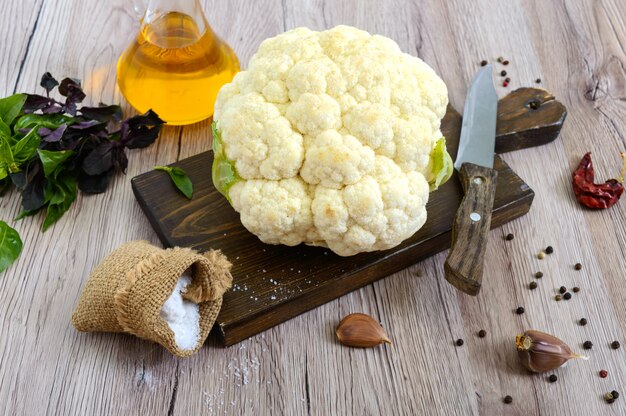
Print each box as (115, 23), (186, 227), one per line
(212, 25), (452, 256)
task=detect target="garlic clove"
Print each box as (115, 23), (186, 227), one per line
(336, 313), (392, 348)
(516, 329), (588, 373)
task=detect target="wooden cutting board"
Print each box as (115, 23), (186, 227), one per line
(131, 88), (566, 346)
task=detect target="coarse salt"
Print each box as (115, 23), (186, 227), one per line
(160, 270), (200, 351)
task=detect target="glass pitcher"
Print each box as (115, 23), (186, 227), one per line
(117, 0), (240, 125)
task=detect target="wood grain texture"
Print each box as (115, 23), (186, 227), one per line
(1, 0), (626, 415)
(445, 163), (498, 296)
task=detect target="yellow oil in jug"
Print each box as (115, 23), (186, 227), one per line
(117, 12), (239, 125)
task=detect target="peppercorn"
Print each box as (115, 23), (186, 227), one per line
(456, 338), (464, 346)
(503, 395), (513, 404)
(538, 251), (546, 259)
(480, 60), (488, 66)
(516, 307), (525, 315)
(502, 60), (509, 65)
(497, 56), (504, 63)
(535, 271), (544, 278)
(559, 286), (567, 294)
(611, 341), (620, 349)
(573, 287), (580, 293)
(478, 329), (487, 338)
(600, 369), (608, 378)
(575, 263), (582, 270)
(548, 374), (557, 383)
(563, 292), (572, 300)
(529, 281), (538, 290)
(545, 246), (554, 254)
(535, 78), (542, 83)
(502, 80), (509, 87)
(505, 233), (514, 241)
(500, 70), (507, 76)
(605, 392), (615, 403)
(505, 77), (511, 83)
(612, 391), (620, 399)
(579, 318), (588, 326)
(555, 294), (562, 301)
(583, 340), (593, 349)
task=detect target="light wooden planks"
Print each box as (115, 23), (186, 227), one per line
(1, 0), (626, 415)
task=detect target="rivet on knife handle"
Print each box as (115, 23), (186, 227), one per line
(444, 163), (498, 296)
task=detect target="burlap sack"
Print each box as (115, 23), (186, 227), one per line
(71, 240), (232, 357)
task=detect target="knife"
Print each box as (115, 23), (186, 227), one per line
(444, 65), (498, 296)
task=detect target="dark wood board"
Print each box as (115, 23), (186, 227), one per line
(131, 88), (565, 346)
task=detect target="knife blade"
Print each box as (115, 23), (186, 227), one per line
(444, 65), (499, 296)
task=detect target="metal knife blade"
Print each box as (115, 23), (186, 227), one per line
(454, 64), (498, 170)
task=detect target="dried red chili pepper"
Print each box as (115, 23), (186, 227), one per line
(572, 152), (626, 209)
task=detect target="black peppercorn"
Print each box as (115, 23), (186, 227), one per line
(478, 329), (487, 338)
(583, 340), (593, 350)
(545, 246), (554, 254)
(579, 318), (588, 326)
(535, 271), (544, 278)
(529, 281), (538, 290)
(503, 395), (513, 404)
(505, 233), (514, 241)
(505, 77), (511, 82)
(575, 263), (582, 270)
(612, 391), (620, 399)
(456, 338), (464, 346)
(573, 287), (580, 293)
(559, 286), (567, 294)
(500, 70), (507, 76)
(480, 60), (488, 66)
(502, 60), (510, 65)
(611, 341), (620, 349)
(516, 307), (525, 315)
(548, 374), (557, 383)
(535, 78), (542, 84)
(563, 292), (572, 300)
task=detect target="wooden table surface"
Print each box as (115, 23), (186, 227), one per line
(2, 0), (626, 415)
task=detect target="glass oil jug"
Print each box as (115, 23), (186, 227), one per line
(117, 0), (240, 125)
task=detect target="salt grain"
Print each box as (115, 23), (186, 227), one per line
(160, 271), (200, 351)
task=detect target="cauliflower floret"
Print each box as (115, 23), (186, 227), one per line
(213, 25), (450, 256)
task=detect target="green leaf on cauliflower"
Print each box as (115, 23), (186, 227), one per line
(211, 122), (241, 203)
(428, 137), (453, 191)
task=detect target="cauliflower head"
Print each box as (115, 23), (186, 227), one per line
(212, 25), (452, 256)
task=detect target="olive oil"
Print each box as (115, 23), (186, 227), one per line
(117, 11), (239, 125)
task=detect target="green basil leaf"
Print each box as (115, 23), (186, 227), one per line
(14, 113), (73, 132)
(0, 167), (7, 181)
(12, 129), (41, 164)
(0, 94), (27, 125)
(37, 149), (74, 177)
(154, 166), (193, 199)
(0, 220), (23, 274)
(42, 173), (77, 231)
(428, 137), (454, 191)
(0, 119), (11, 139)
(0, 136), (14, 166)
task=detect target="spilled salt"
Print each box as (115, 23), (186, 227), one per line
(160, 270), (200, 351)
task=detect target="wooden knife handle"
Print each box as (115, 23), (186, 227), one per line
(444, 163), (498, 296)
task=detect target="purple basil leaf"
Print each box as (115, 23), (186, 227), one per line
(113, 148), (129, 173)
(82, 142), (114, 175)
(18, 128), (31, 135)
(42, 103), (63, 114)
(20, 166), (46, 211)
(78, 168), (115, 194)
(80, 105), (122, 123)
(121, 110), (164, 149)
(64, 100), (77, 116)
(69, 119), (100, 130)
(40, 72), (59, 94)
(23, 94), (54, 113)
(58, 78), (86, 114)
(38, 124), (67, 143)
